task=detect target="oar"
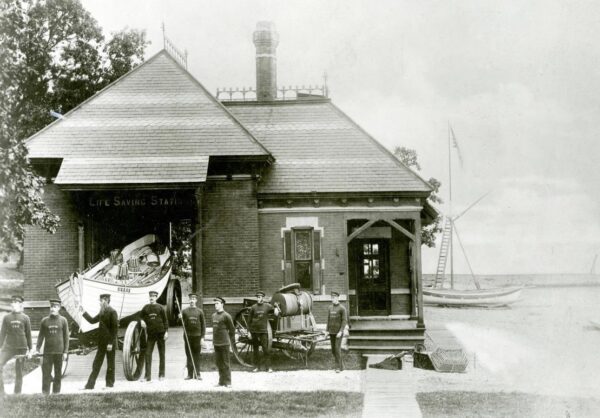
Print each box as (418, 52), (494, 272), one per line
(174, 294), (198, 379)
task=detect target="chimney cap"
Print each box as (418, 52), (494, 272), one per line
(253, 21), (279, 46)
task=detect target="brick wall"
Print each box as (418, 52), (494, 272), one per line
(202, 180), (260, 297)
(22, 184), (79, 303)
(258, 212), (349, 297)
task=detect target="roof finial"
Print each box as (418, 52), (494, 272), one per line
(323, 71), (329, 97)
(161, 21), (166, 49)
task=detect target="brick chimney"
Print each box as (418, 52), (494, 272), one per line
(253, 21), (279, 101)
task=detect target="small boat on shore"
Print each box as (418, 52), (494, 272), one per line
(425, 125), (523, 308)
(423, 286), (522, 307)
(56, 234), (174, 333)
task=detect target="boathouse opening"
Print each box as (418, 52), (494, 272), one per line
(75, 190), (195, 273)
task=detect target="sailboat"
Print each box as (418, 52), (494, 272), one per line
(423, 125), (522, 307)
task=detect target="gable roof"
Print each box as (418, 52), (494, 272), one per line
(26, 50), (271, 185)
(225, 100), (432, 194)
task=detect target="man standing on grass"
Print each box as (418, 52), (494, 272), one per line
(178, 293), (205, 380)
(249, 291), (279, 373)
(140, 290), (168, 382)
(212, 297), (235, 388)
(0, 295), (32, 396)
(326, 291), (347, 373)
(36, 299), (69, 394)
(80, 293), (118, 389)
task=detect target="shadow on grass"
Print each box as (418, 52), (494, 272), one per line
(0, 391), (363, 418)
(417, 391), (600, 418)
(201, 349), (366, 372)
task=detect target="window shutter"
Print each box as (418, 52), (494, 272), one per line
(312, 230), (322, 293)
(283, 230), (293, 285)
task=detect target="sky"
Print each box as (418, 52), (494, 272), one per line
(80, 0), (600, 275)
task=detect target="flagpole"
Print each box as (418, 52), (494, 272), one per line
(448, 122), (454, 290)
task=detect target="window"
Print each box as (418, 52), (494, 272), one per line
(282, 227), (323, 293)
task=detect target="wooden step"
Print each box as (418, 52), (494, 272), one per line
(349, 345), (418, 354)
(350, 328), (425, 337)
(349, 335), (424, 341)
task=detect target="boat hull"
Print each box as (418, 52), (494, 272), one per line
(423, 286), (522, 307)
(56, 234), (172, 333)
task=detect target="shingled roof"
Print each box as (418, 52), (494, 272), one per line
(225, 100), (432, 194)
(26, 50), (270, 186)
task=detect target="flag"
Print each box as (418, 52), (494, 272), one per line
(49, 110), (64, 119)
(450, 125), (464, 167)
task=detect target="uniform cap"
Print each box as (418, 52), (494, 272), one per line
(49, 299), (61, 306)
(100, 294), (111, 301)
(149, 291), (159, 297)
(255, 291), (265, 297)
(188, 293), (198, 298)
(11, 295), (24, 303)
(331, 291), (340, 297)
(213, 296), (226, 304)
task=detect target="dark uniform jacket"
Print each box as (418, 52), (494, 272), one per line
(181, 307), (206, 337)
(140, 303), (168, 335)
(326, 303), (348, 335)
(248, 302), (274, 333)
(0, 312), (32, 351)
(211, 311), (235, 347)
(83, 306), (118, 344)
(36, 315), (69, 354)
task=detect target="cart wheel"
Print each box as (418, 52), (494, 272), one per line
(123, 321), (146, 380)
(61, 352), (69, 377)
(232, 307), (255, 368)
(165, 278), (182, 325)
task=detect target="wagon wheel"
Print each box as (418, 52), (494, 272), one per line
(232, 307), (254, 367)
(60, 352), (69, 377)
(231, 307), (274, 368)
(281, 339), (316, 360)
(123, 321), (146, 380)
(61, 321), (80, 377)
(165, 278), (182, 325)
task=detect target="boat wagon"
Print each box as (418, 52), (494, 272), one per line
(55, 234), (182, 380)
(231, 283), (331, 367)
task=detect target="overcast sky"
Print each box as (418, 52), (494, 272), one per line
(81, 0), (600, 275)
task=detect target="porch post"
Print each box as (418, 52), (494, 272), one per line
(78, 222), (85, 271)
(414, 216), (425, 327)
(192, 186), (204, 301)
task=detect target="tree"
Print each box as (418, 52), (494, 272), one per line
(393, 146), (443, 247)
(0, 0), (150, 260)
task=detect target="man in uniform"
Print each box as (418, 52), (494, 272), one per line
(140, 290), (168, 382)
(212, 297), (235, 388)
(36, 299), (69, 394)
(178, 293), (205, 380)
(0, 295), (32, 395)
(80, 293), (118, 389)
(248, 291), (279, 372)
(326, 291), (348, 373)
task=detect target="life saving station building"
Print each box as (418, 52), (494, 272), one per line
(23, 23), (436, 353)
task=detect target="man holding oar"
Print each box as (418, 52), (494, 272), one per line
(177, 293), (205, 380)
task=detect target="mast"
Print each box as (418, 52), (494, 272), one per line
(448, 122), (454, 289)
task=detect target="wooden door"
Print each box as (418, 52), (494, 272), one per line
(357, 239), (390, 316)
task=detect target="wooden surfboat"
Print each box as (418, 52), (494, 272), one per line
(423, 286), (522, 307)
(56, 234), (173, 333)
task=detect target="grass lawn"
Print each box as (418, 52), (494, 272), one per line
(0, 391), (363, 418)
(417, 391), (600, 418)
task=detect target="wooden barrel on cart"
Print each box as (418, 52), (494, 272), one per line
(271, 291), (312, 316)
